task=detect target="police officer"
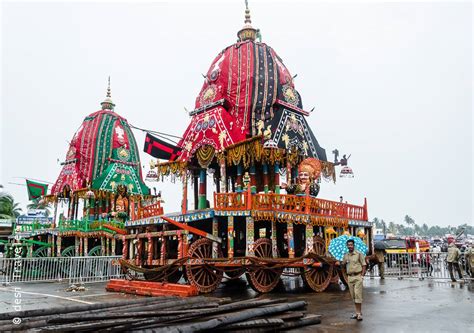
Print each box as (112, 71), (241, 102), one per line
(339, 239), (366, 321)
(464, 244), (474, 278)
(447, 239), (462, 282)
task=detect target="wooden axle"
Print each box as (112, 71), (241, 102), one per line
(161, 216), (222, 244)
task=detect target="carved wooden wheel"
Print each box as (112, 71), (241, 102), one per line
(185, 238), (223, 293)
(303, 236), (334, 292)
(312, 236), (326, 256)
(246, 238), (283, 293)
(302, 262), (334, 292)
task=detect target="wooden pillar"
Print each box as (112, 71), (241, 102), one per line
(75, 236), (80, 256)
(193, 173), (199, 210)
(181, 172), (188, 214)
(47, 235), (52, 257)
(262, 163), (269, 193)
(122, 236), (128, 260)
(212, 217), (218, 259)
(236, 164), (243, 191)
(106, 237), (110, 256)
(246, 216), (255, 256)
(219, 157), (227, 193)
(101, 237), (105, 256)
(136, 238), (142, 266)
(287, 223), (295, 259)
(272, 220), (278, 258)
(198, 169), (207, 209)
(147, 235), (153, 265)
(84, 237), (88, 256)
(160, 236), (166, 265)
(305, 224), (313, 254)
(111, 238), (116, 255)
(249, 164), (257, 194)
(57, 236), (62, 256)
(274, 162), (281, 194)
(227, 216), (234, 259)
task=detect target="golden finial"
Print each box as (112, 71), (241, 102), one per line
(238, 0), (258, 42)
(101, 76), (115, 111)
(106, 76), (111, 98)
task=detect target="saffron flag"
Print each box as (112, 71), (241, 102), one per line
(26, 179), (48, 200)
(144, 133), (182, 161)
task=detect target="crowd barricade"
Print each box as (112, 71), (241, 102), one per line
(0, 256), (123, 284)
(367, 252), (473, 281)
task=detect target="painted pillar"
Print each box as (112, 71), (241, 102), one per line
(227, 216), (234, 259)
(246, 216), (255, 256)
(305, 224), (314, 254)
(147, 235), (153, 265)
(286, 162), (292, 190)
(274, 162), (280, 194)
(130, 201), (135, 221)
(271, 220), (278, 258)
(160, 236), (166, 265)
(136, 238), (142, 266)
(193, 173), (199, 210)
(212, 217), (218, 259)
(106, 237), (110, 256)
(57, 236), (62, 256)
(101, 237), (105, 256)
(198, 168), (207, 210)
(47, 235), (52, 257)
(111, 238), (116, 255)
(249, 164), (257, 194)
(219, 157), (227, 193)
(236, 164), (243, 191)
(287, 222), (295, 258)
(84, 237), (88, 256)
(262, 163), (269, 193)
(181, 172), (188, 214)
(75, 236), (80, 256)
(122, 237), (128, 260)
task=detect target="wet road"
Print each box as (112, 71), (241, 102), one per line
(0, 277), (472, 332)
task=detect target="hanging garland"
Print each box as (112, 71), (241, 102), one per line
(320, 161), (336, 183)
(156, 161), (188, 178)
(196, 145), (215, 168)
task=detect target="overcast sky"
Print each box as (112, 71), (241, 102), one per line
(1, 1), (472, 227)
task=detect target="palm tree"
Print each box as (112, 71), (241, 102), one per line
(404, 215), (415, 227)
(0, 192), (22, 219)
(27, 201), (51, 217)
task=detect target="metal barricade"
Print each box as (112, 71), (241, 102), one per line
(0, 256), (123, 284)
(367, 252), (473, 281)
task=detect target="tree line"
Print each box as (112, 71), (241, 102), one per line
(372, 215), (473, 238)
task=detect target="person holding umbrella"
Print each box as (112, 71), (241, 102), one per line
(338, 239), (367, 321)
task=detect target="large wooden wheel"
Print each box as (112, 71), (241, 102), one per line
(312, 236), (326, 256)
(33, 246), (49, 257)
(303, 262), (334, 292)
(88, 245), (103, 256)
(246, 238), (283, 293)
(185, 238), (223, 293)
(303, 236), (334, 292)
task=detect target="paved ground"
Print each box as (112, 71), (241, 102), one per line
(0, 277), (472, 332)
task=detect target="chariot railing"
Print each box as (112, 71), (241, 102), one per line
(0, 256), (123, 284)
(214, 192), (367, 220)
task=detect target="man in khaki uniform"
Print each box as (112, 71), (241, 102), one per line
(339, 239), (366, 321)
(465, 245), (474, 278)
(447, 239), (462, 282)
(374, 249), (385, 279)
